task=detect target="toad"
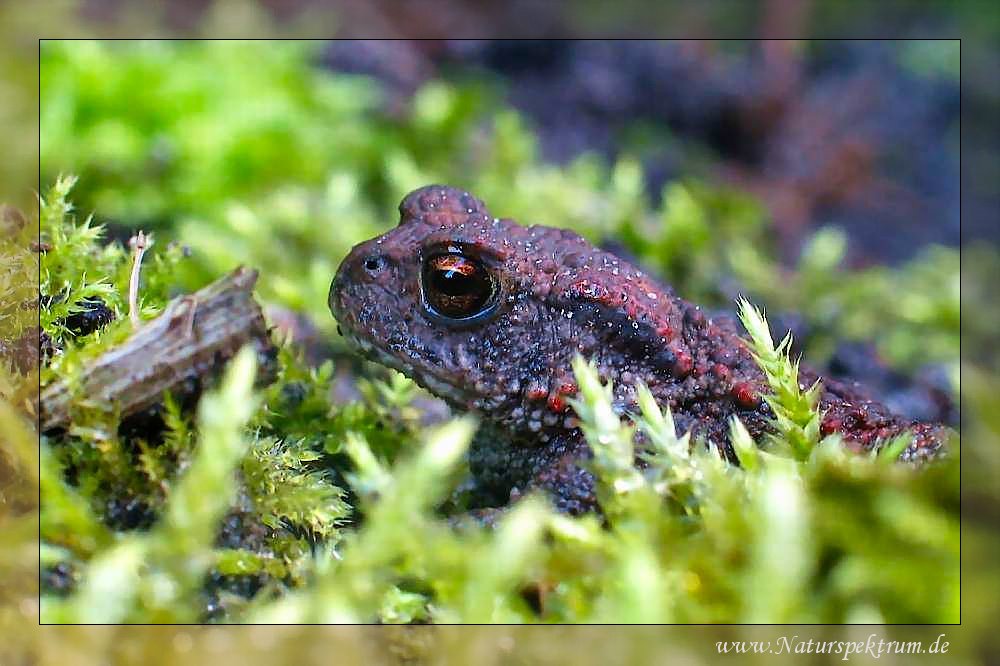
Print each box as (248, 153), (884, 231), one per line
(329, 185), (946, 514)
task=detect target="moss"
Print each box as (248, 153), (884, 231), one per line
(737, 298), (823, 460)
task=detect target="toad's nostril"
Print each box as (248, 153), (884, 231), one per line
(364, 255), (385, 273)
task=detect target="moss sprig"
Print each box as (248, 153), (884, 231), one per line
(737, 297), (823, 460)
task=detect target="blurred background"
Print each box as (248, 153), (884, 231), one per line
(0, 0), (996, 663)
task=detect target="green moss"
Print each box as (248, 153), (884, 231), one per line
(0, 241), (37, 423)
(737, 298), (823, 460)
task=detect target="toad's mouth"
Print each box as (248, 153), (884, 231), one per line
(339, 328), (473, 408)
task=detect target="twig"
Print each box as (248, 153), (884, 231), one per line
(40, 267), (276, 432)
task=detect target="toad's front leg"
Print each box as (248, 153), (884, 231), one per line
(468, 424), (597, 516)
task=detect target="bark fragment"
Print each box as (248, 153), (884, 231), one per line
(40, 267), (276, 433)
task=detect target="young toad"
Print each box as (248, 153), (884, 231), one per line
(329, 185), (946, 514)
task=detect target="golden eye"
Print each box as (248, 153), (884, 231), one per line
(421, 252), (498, 320)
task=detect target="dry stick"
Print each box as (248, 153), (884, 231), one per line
(128, 231), (151, 328)
(40, 267), (275, 432)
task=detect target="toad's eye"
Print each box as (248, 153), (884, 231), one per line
(421, 253), (498, 321)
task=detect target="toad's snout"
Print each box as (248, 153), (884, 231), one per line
(329, 239), (398, 322)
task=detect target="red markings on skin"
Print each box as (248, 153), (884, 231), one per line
(731, 381), (759, 408)
(656, 324), (675, 339)
(822, 406), (898, 445)
(526, 385), (548, 401)
(547, 394), (567, 413)
(567, 280), (610, 302)
(546, 382), (578, 413)
(672, 349), (693, 376)
(558, 382), (578, 396)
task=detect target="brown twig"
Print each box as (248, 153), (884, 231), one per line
(40, 267), (276, 432)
